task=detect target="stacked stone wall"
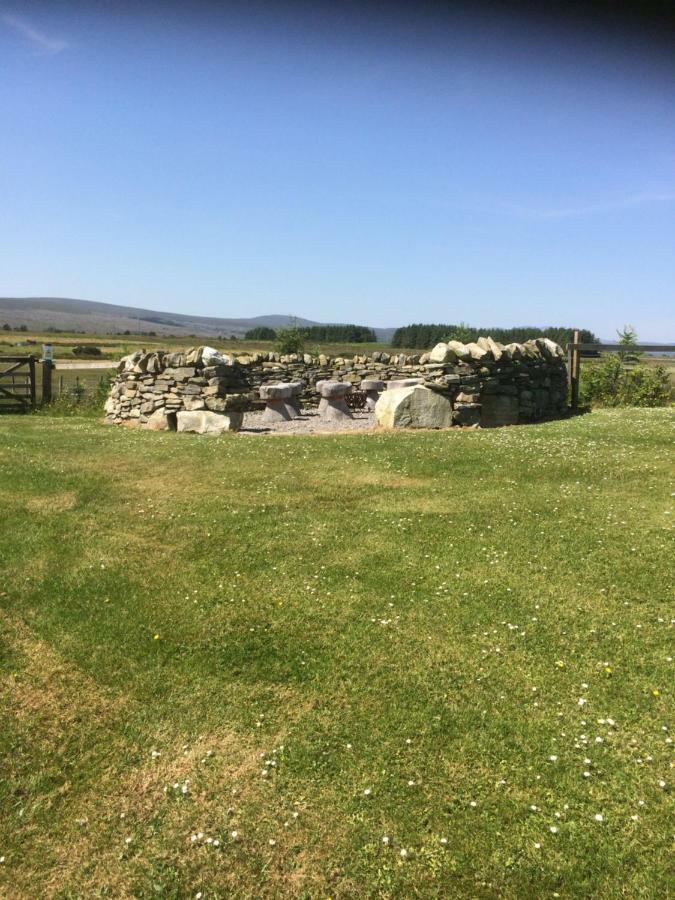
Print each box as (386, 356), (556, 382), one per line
(104, 337), (568, 429)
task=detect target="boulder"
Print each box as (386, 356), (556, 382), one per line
(504, 342), (523, 361)
(375, 385), (453, 429)
(199, 346), (233, 367)
(541, 338), (565, 359)
(465, 342), (490, 362)
(163, 352), (186, 368)
(429, 342), (458, 364)
(447, 341), (472, 362)
(176, 410), (243, 434)
(485, 336), (503, 361)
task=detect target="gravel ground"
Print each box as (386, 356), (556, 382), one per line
(240, 408), (376, 435)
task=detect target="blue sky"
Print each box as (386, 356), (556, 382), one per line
(1, 2), (674, 338)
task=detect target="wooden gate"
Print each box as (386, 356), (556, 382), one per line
(0, 356), (36, 412)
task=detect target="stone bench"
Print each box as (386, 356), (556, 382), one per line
(259, 384), (293, 422)
(360, 379), (385, 411)
(316, 380), (352, 421)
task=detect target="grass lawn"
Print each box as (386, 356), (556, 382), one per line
(0, 409), (672, 898)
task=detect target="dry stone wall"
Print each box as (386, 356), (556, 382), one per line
(104, 337), (568, 430)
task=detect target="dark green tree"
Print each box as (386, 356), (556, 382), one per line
(245, 326), (277, 341)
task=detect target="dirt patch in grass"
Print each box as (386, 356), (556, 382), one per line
(37, 692), (332, 898)
(0, 611), (126, 739)
(25, 491), (78, 513)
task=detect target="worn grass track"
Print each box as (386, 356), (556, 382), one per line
(0, 409), (673, 898)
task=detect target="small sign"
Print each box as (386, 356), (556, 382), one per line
(42, 343), (54, 361)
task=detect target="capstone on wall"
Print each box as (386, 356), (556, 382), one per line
(104, 337), (568, 429)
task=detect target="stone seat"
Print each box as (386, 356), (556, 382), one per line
(316, 380), (352, 421)
(260, 383), (293, 423)
(285, 381), (304, 417)
(360, 379), (385, 411)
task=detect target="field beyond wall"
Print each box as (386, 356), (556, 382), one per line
(0, 409), (673, 898)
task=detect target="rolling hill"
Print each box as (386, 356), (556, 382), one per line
(0, 297), (339, 338)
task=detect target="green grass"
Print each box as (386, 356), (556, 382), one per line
(0, 409), (672, 898)
(0, 328), (403, 361)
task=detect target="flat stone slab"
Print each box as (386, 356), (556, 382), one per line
(318, 381), (351, 398)
(176, 410), (243, 434)
(361, 379), (385, 391)
(260, 384), (292, 400)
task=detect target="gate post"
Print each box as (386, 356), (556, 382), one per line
(41, 360), (53, 404)
(28, 356), (36, 407)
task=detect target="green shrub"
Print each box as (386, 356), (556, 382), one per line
(36, 374), (114, 418)
(580, 354), (670, 407)
(275, 326), (305, 355)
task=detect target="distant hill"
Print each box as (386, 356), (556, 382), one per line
(0, 297), (342, 338)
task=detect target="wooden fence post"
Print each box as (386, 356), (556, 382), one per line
(41, 360), (53, 404)
(570, 329), (580, 409)
(28, 356), (36, 407)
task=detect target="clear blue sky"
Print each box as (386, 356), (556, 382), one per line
(1, 2), (674, 338)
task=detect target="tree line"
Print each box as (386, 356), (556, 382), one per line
(391, 323), (598, 349)
(245, 324), (376, 343)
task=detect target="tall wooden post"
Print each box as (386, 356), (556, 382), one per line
(41, 360), (53, 404)
(570, 329), (580, 410)
(28, 356), (36, 407)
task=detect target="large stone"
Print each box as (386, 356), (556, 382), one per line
(201, 346), (233, 366)
(485, 337), (503, 361)
(176, 410), (242, 434)
(504, 343), (523, 361)
(447, 341), (472, 362)
(144, 408), (174, 431)
(481, 394), (519, 427)
(183, 395), (206, 411)
(429, 342), (458, 364)
(465, 342), (490, 362)
(541, 338), (565, 360)
(375, 385), (453, 429)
